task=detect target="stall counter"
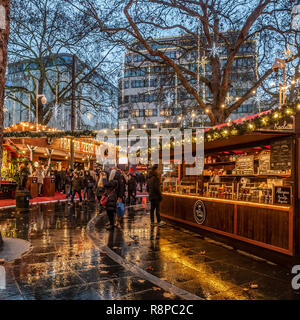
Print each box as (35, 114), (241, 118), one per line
(160, 192), (293, 256)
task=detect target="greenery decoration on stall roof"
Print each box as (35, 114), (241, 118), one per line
(3, 130), (98, 139)
(3, 103), (299, 143)
(204, 102), (299, 142)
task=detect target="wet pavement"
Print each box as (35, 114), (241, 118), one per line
(0, 201), (180, 300)
(0, 200), (299, 300)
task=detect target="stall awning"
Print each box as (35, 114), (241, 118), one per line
(204, 131), (293, 152)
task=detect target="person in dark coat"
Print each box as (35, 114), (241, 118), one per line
(60, 167), (66, 193)
(113, 169), (126, 202)
(105, 180), (118, 231)
(127, 172), (137, 205)
(71, 171), (83, 203)
(65, 169), (73, 199)
(147, 165), (165, 226)
(83, 171), (92, 201)
(18, 161), (30, 190)
(54, 167), (61, 193)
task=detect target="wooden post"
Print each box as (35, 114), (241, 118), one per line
(26, 145), (37, 175)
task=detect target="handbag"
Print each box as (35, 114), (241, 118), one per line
(116, 201), (125, 218)
(100, 193), (108, 206)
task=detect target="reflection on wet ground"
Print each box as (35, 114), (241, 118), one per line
(0, 201), (179, 300)
(94, 205), (300, 300)
(0, 200), (299, 300)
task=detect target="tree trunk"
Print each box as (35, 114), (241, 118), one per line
(208, 106), (229, 126)
(0, 1), (10, 180)
(70, 54), (76, 170)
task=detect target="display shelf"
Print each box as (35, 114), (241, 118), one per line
(204, 161), (235, 166)
(203, 174), (291, 178)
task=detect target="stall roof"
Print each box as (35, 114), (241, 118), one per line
(204, 131), (293, 152)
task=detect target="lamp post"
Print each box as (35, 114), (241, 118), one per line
(35, 79), (47, 131)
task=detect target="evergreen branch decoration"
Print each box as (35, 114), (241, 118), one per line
(3, 130), (98, 138)
(204, 103), (298, 142)
(3, 103), (299, 143)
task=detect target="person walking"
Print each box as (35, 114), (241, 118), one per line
(71, 171), (83, 204)
(60, 167), (66, 193)
(104, 180), (118, 231)
(65, 169), (73, 199)
(83, 170), (95, 201)
(96, 170), (107, 201)
(54, 166), (61, 193)
(18, 161), (31, 190)
(147, 165), (166, 226)
(127, 170), (137, 205)
(36, 165), (45, 196)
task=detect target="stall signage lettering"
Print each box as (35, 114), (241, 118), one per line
(274, 186), (291, 205)
(270, 139), (292, 170)
(193, 200), (206, 225)
(274, 120), (293, 131)
(235, 155), (254, 175)
(259, 152), (270, 174)
(60, 138), (94, 154)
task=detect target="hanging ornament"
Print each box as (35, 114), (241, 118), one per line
(166, 92), (174, 106)
(208, 42), (221, 57)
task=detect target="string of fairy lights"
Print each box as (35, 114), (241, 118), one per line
(4, 100), (299, 139)
(3, 96), (300, 165)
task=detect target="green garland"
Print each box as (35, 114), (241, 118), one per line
(3, 102), (299, 143)
(204, 102), (299, 142)
(4, 130), (97, 138)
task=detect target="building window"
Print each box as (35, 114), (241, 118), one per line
(125, 55), (132, 63)
(131, 79), (148, 88)
(124, 80), (129, 89)
(132, 110), (139, 117)
(233, 104), (253, 114)
(130, 95), (139, 103)
(160, 77), (175, 86)
(150, 78), (158, 87)
(165, 51), (176, 59)
(144, 109), (158, 117)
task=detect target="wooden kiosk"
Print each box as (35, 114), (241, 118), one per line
(160, 110), (300, 261)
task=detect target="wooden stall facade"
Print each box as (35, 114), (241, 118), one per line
(160, 129), (299, 258)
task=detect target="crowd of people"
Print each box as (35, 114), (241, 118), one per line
(29, 163), (164, 231)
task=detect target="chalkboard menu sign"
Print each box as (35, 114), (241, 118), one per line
(270, 139), (292, 171)
(259, 152), (270, 174)
(235, 155), (254, 175)
(274, 186), (291, 205)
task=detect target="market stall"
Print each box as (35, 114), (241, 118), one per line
(3, 122), (106, 198)
(0, 140), (25, 199)
(160, 109), (300, 258)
